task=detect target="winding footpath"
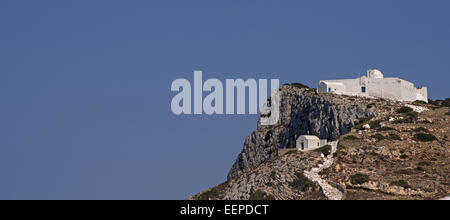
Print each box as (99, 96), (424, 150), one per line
(304, 141), (344, 200)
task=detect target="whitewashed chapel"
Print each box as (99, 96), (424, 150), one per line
(296, 135), (328, 151)
(318, 69), (428, 102)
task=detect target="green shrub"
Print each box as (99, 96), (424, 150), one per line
(249, 190), (275, 200)
(285, 150), (299, 156)
(369, 120), (383, 129)
(414, 100), (428, 105)
(392, 112), (419, 124)
(354, 117), (371, 130)
(428, 98), (450, 107)
(414, 133), (437, 142)
(270, 171), (277, 180)
(330, 182), (345, 194)
(350, 173), (370, 185)
(406, 111), (419, 118)
(418, 161), (432, 166)
(337, 145), (346, 151)
(367, 103), (376, 108)
(388, 134), (401, 141)
(344, 135), (359, 140)
(290, 83), (310, 89)
(442, 98), (450, 107)
(428, 99), (440, 106)
(391, 180), (411, 189)
(198, 188), (219, 200)
(395, 169), (413, 175)
(397, 106), (414, 113)
(289, 172), (313, 192)
(413, 127), (429, 133)
(393, 118), (409, 124)
(314, 145), (332, 156)
(371, 133), (386, 141)
(356, 117), (370, 123)
(197, 181), (228, 200)
(377, 127), (396, 132)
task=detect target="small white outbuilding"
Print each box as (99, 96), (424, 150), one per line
(296, 135), (327, 151)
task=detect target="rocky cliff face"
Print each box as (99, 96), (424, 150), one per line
(227, 85), (374, 179)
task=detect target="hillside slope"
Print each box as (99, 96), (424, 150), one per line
(191, 85), (449, 200)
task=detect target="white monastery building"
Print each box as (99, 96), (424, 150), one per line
(296, 135), (328, 151)
(318, 69), (428, 103)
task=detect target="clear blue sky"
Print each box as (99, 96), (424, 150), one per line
(0, 0), (448, 199)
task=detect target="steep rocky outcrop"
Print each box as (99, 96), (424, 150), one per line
(227, 85), (376, 179)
